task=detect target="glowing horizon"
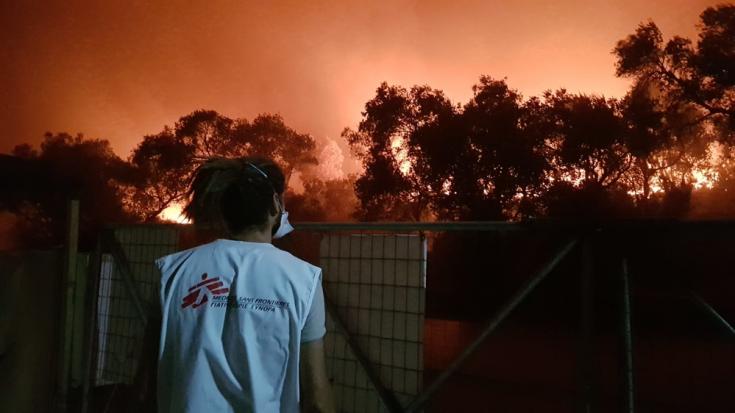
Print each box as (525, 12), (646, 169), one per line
(1, 0), (720, 173)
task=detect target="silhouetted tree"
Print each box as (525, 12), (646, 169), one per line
(347, 1), (735, 221)
(124, 127), (193, 221)
(346, 78), (550, 221)
(0, 133), (136, 248)
(127, 110), (318, 221)
(614, 4), (734, 140)
(343, 83), (429, 220)
(544, 91), (629, 187)
(611, 5), (735, 215)
(286, 177), (358, 222)
(5, 3), (733, 237)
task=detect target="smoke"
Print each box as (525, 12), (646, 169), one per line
(317, 137), (346, 181)
(281, 136), (358, 221)
(288, 171), (306, 195)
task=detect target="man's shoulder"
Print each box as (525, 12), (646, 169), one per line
(154, 242), (213, 272)
(267, 247), (321, 278)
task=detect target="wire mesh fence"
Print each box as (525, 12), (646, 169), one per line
(319, 233), (427, 411)
(89, 224), (432, 413)
(93, 226), (179, 386)
(82, 221), (735, 413)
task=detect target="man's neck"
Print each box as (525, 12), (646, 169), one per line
(231, 229), (272, 244)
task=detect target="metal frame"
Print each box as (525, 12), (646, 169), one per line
(81, 239), (103, 413)
(620, 258), (635, 413)
(405, 239), (578, 413)
(689, 292), (735, 337)
(579, 238), (595, 413)
(294, 220), (735, 233)
(293, 221), (735, 411)
(56, 199), (79, 412)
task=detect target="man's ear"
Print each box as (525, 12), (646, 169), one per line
(271, 192), (281, 216)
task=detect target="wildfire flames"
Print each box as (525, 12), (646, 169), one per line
(159, 203), (191, 224)
(318, 138), (347, 181)
(391, 137), (412, 175)
(158, 131), (726, 223)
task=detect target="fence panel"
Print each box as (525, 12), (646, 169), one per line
(320, 233), (427, 412)
(93, 226), (180, 386)
(82, 222), (735, 412)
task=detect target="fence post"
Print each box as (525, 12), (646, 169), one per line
(620, 258), (635, 413)
(70, 252), (90, 388)
(56, 199), (79, 412)
(579, 236), (595, 413)
(80, 237), (103, 413)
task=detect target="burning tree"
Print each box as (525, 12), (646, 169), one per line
(347, 4), (735, 221)
(344, 78), (549, 221)
(125, 110), (319, 221)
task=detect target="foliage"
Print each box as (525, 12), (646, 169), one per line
(125, 110), (318, 221)
(3, 4), (735, 250)
(346, 4), (735, 220)
(1, 133), (136, 248)
(286, 177), (359, 222)
(613, 5), (734, 141)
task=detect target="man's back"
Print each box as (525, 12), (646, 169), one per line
(156, 238), (323, 413)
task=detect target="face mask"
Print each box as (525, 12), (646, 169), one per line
(272, 210), (294, 239)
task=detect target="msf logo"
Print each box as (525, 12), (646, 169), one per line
(182, 273), (230, 309)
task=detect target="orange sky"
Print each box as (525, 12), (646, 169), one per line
(0, 0), (721, 174)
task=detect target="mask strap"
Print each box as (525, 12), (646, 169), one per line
(276, 195), (285, 215)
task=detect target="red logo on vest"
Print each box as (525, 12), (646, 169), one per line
(182, 273), (230, 309)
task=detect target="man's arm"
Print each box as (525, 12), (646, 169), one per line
(300, 338), (335, 413)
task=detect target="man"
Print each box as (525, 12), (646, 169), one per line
(153, 157), (335, 412)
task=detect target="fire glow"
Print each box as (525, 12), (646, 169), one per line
(159, 203), (191, 224)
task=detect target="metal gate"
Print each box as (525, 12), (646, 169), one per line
(77, 221), (735, 412)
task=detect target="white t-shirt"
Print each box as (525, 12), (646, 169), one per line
(155, 238), (326, 413)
